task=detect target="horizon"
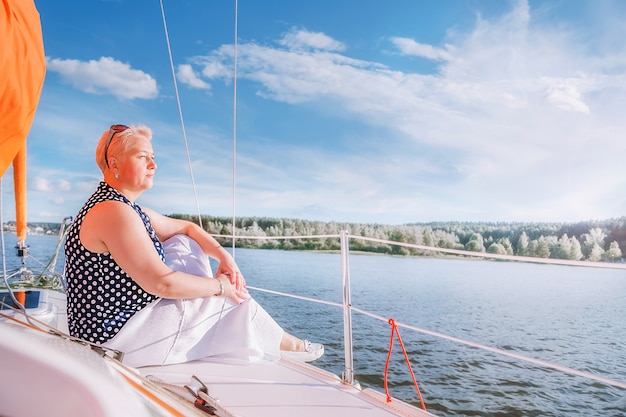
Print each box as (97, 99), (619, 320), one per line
(3, 0), (626, 225)
(4, 213), (625, 229)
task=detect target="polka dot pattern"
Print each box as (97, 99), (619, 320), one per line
(64, 182), (163, 344)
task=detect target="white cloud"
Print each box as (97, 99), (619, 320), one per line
(46, 56), (158, 99)
(57, 179), (71, 191)
(173, 0), (626, 222)
(278, 28), (346, 52)
(30, 177), (52, 192)
(30, 177), (72, 193)
(544, 79), (590, 113)
(390, 37), (452, 61)
(199, 57), (231, 79)
(177, 64), (211, 90)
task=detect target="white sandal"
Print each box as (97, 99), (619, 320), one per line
(281, 340), (324, 362)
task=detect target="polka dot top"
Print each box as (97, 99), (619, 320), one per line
(64, 181), (163, 344)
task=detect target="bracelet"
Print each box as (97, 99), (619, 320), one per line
(216, 278), (225, 297)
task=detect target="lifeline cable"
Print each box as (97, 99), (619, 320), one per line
(355, 305), (626, 391)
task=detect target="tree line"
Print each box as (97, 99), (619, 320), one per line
(169, 214), (626, 263)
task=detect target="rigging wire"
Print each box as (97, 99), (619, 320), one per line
(158, 0), (203, 229)
(231, 0), (239, 257)
(157, 1), (233, 328)
(159, 0), (241, 246)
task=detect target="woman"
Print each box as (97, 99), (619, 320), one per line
(64, 124), (323, 367)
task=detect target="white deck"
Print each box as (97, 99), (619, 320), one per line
(140, 358), (432, 417)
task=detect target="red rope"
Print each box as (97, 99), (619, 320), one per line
(383, 318), (427, 411)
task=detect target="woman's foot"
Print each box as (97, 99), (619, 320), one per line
(281, 340), (324, 362)
(280, 333), (324, 362)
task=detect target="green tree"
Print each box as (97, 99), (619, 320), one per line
(423, 227), (436, 247)
(568, 237), (583, 261)
(552, 234), (572, 260)
(588, 243), (604, 262)
(582, 227), (606, 259)
(465, 233), (485, 252)
(497, 237), (514, 255)
(604, 241), (622, 262)
(529, 236), (551, 258)
(434, 229), (463, 249)
(517, 232), (529, 256)
(487, 242), (506, 255)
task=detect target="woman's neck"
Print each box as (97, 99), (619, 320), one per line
(103, 178), (140, 204)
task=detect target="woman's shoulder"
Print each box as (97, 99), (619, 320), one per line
(87, 199), (141, 223)
(80, 200), (149, 252)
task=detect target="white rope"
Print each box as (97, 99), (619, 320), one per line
(247, 285), (342, 308)
(212, 233), (341, 241)
(159, 0), (203, 228)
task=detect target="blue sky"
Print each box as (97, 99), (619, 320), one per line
(7, 0), (626, 225)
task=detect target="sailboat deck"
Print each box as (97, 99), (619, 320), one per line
(140, 358), (432, 417)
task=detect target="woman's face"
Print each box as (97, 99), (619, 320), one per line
(116, 136), (157, 193)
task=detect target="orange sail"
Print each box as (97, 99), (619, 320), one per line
(0, 0), (46, 242)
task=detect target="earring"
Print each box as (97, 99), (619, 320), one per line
(115, 173), (119, 179)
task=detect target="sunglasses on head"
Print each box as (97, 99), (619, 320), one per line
(104, 124), (129, 168)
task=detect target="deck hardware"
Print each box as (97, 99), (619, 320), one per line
(185, 375), (219, 415)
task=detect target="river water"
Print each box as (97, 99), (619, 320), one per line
(235, 247), (626, 416)
(3, 234), (625, 416)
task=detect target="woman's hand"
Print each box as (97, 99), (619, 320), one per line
(216, 274), (248, 303)
(145, 212), (248, 291)
(215, 258), (246, 291)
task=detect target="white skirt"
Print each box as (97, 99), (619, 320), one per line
(102, 234), (284, 367)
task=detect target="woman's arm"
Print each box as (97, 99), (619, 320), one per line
(79, 201), (246, 302)
(142, 208), (246, 290)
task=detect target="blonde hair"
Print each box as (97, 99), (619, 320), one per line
(95, 124), (152, 173)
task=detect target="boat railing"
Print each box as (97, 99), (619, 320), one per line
(3, 225), (624, 393)
(0, 217), (71, 291)
(218, 230), (626, 393)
